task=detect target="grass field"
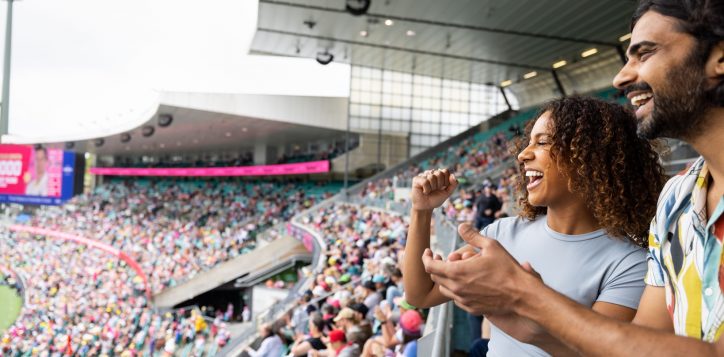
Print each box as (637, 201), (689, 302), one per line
(0, 285), (22, 333)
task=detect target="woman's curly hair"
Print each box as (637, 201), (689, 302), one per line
(513, 96), (667, 247)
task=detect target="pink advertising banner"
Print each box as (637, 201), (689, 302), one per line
(90, 160), (330, 177)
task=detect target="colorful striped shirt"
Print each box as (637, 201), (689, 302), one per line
(646, 157), (724, 341)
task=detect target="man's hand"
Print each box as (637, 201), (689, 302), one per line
(486, 262), (546, 343)
(422, 223), (539, 315)
(411, 168), (458, 211)
(444, 244), (477, 261)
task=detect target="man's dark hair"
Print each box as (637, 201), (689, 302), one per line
(632, 0), (724, 103)
(34, 146), (47, 156)
(310, 312), (325, 332)
(633, 0), (723, 36)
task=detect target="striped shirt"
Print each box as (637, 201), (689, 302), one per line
(646, 157), (724, 341)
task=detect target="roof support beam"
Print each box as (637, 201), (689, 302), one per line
(616, 45), (627, 65)
(499, 87), (513, 111)
(551, 70), (567, 97)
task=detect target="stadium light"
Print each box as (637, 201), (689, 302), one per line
(346, 0), (371, 16)
(500, 80), (512, 87)
(523, 71), (538, 79)
(581, 48), (598, 58)
(552, 60), (567, 69)
(619, 33), (632, 42)
(316, 51), (334, 65)
(359, 30), (368, 37)
(158, 114), (173, 127)
(406, 30), (416, 37)
(384, 19), (394, 26)
(142, 126), (155, 137)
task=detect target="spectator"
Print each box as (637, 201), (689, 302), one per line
(290, 312), (326, 356)
(245, 323), (283, 357)
(398, 310), (423, 357)
(473, 184), (502, 230)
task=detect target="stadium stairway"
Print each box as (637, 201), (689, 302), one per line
(153, 235), (311, 310)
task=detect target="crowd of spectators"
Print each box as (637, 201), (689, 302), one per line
(443, 167), (518, 224)
(32, 179), (336, 294)
(243, 203), (423, 357)
(1, 178), (341, 355)
(358, 131), (514, 204)
(355, 130), (518, 236)
(0, 230), (230, 355)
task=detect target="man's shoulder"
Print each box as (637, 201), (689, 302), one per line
(657, 158), (703, 208)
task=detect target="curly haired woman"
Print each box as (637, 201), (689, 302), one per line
(402, 96), (666, 356)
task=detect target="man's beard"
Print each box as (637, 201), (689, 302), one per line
(637, 52), (713, 140)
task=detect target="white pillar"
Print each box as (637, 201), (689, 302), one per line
(253, 142), (267, 165)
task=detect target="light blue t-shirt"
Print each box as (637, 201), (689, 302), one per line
(481, 216), (647, 357)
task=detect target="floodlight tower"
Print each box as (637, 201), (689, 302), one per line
(0, 0), (17, 141)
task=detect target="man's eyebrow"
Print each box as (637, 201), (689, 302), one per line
(626, 40), (657, 59)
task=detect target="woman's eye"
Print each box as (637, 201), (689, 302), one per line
(537, 141), (548, 146)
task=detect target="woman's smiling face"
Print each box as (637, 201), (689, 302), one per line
(517, 112), (571, 208)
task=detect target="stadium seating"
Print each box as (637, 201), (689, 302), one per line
(0, 178), (342, 354)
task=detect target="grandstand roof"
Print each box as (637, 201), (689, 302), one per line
(42, 101), (349, 156)
(251, 0), (634, 86)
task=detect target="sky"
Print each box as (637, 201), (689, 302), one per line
(0, 0), (350, 143)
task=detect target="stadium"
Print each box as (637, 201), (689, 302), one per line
(0, 0), (721, 356)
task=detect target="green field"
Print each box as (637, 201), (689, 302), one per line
(0, 285), (22, 333)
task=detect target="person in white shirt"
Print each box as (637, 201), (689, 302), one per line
(25, 147), (49, 196)
(246, 323), (283, 357)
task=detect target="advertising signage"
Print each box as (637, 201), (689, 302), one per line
(90, 160), (330, 177)
(0, 144), (81, 205)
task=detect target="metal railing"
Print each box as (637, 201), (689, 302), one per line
(417, 211), (461, 356)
